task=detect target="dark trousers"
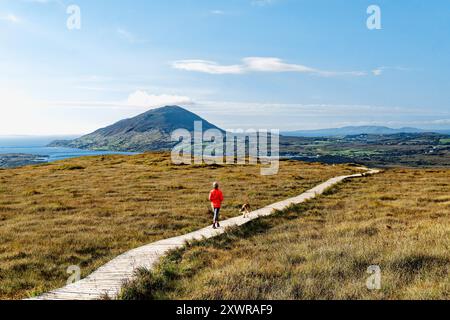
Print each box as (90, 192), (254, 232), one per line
(213, 207), (220, 222)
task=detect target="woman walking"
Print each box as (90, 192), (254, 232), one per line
(209, 182), (224, 229)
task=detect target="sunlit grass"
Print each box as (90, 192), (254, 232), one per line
(120, 168), (449, 300)
(0, 152), (358, 299)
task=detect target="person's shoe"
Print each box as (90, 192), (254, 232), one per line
(217, 222), (220, 228)
(212, 224), (217, 229)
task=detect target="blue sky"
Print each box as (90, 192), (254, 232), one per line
(0, 0), (449, 135)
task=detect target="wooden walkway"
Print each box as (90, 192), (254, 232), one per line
(30, 169), (380, 300)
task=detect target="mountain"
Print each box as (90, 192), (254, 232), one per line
(49, 106), (224, 152)
(282, 126), (427, 137)
(435, 129), (450, 135)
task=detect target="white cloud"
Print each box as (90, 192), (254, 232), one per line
(427, 119), (450, 125)
(1, 87), (447, 135)
(188, 100), (449, 131)
(0, 89), (194, 135)
(372, 68), (384, 76)
(172, 59), (244, 74)
(0, 14), (21, 23)
(44, 91), (193, 110)
(372, 66), (412, 76)
(243, 57), (316, 73)
(173, 57), (367, 77)
(126, 91), (193, 108)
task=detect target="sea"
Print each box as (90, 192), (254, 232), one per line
(0, 136), (137, 164)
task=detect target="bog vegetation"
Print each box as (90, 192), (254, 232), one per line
(121, 168), (450, 300)
(0, 152), (358, 299)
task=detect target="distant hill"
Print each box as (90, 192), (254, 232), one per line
(49, 106), (224, 152)
(282, 126), (427, 137)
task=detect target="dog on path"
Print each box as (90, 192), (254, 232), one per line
(240, 203), (251, 218)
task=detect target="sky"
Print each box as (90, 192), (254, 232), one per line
(0, 0), (449, 135)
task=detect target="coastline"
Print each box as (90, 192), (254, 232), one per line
(0, 146), (137, 169)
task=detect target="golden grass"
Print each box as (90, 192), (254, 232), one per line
(0, 152), (359, 299)
(121, 168), (449, 300)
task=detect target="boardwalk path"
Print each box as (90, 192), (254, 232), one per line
(32, 169), (380, 300)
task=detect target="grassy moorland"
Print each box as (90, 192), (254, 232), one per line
(0, 152), (360, 299)
(121, 168), (449, 300)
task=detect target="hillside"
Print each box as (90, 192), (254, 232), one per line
(0, 152), (358, 299)
(0, 154), (48, 168)
(121, 168), (450, 300)
(45, 107), (450, 168)
(282, 126), (426, 137)
(49, 106), (223, 152)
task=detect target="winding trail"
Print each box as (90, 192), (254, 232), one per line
(31, 168), (380, 300)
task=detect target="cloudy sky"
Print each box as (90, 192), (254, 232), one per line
(0, 0), (449, 135)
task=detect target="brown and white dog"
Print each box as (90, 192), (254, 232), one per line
(240, 203), (251, 218)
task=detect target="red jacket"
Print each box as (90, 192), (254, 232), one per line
(209, 189), (224, 208)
